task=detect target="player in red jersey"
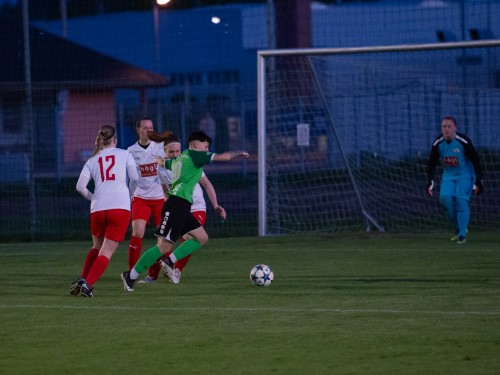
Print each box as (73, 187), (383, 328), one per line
(126, 118), (166, 270)
(70, 125), (139, 297)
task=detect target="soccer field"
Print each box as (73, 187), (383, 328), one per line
(1, 233), (499, 374)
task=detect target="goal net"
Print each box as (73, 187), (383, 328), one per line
(258, 41), (500, 236)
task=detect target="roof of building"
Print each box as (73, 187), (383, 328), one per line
(0, 16), (168, 90)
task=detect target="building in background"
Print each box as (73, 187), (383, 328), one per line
(0, 16), (168, 179)
(34, 1), (500, 151)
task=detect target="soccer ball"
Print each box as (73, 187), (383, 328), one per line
(250, 264), (274, 287)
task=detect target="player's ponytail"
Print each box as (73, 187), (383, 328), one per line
(91, 125), (116, 157)
(147, 130), (180, 146)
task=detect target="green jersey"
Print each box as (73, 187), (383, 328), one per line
(164, 149), (214, 203)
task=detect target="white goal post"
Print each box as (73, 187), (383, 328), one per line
(257, 40), (500, 236)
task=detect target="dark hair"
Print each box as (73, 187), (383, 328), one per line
(147, 130), (180, 146)
(91, 125), (116, 157)
(443, 116), (457, 126)
(135, 117), (153, 129)
(188, 131), (212, 145)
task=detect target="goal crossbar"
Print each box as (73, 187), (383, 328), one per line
(258, 40), (500, 58)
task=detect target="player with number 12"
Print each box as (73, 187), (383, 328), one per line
(70, 125), (139, 297)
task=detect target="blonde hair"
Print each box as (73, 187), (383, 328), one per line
(91, 125), (116, 157)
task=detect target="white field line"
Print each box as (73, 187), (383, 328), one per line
(0, 304), (499, 316)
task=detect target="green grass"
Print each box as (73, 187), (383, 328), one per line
(1, 232), (500, 374)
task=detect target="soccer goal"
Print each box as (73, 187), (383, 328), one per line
(258, 40), (500, 236)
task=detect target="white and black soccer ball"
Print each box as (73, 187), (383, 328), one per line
(250, 264), (274, 287)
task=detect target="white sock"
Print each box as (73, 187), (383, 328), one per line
(130, 268), (139, 280)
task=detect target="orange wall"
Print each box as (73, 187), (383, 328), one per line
(62, 91), (116, 163)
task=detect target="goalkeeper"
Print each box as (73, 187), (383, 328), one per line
(427, 116), (483, 244)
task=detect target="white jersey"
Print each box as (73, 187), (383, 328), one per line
(77, 148), (138, 213)
(127, 141), (165, 200)
(158, 167), (207, 212)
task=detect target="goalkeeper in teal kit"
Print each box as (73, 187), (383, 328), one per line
(427, 116), (483, 244)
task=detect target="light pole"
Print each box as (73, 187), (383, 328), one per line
(153, 0), (172, 73)
(152, 0), (171, 130)
(22, 0), (36, 239)
(60, 0), (68, 37)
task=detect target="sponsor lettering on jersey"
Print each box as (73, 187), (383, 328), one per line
(444, 156), (459, 166)
(140, 162), (158, 177)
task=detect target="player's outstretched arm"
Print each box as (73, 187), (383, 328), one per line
(213, 150), (249, 162)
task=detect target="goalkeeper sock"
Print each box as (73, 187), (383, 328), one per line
(81, 247), (99, 278)
(131, 246), (162, 279)
(456, 198), (470, 237)
(440, 195), (455, 222)
(172, 240), (202, 263)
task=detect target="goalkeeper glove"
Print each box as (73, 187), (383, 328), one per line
(427, 180), (435, 197)
(474, 180), (484, 196)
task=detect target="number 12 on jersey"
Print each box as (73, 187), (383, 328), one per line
(98, 155), (116, 181)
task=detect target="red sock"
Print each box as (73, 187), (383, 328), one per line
(174, 254), (191, 271)
(128, 236), (143, 270)
(151, 251), (173, 279)
(86, 255), (110, 286)
(81, 248), (99, 278)
(159, 252), (170, 263)
(148, 261), (161, 280)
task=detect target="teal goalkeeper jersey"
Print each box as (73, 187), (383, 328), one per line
(164, 149), (214, 203)
(427, 132), (482, 183)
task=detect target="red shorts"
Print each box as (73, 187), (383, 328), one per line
(131, 197), (164, 227)
(191, 210), (206, 226)
(90, 209), (130, 242)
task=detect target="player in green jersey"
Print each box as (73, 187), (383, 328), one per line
(121, 131), (248, 291)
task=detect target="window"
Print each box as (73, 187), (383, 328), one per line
(207, 70), (240, 84)
(0, 99), (24, 134)
(169, 72), (202, 86)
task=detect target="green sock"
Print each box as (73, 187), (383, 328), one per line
(134, 246), (162, 275)
(173, 239), (202, 261)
